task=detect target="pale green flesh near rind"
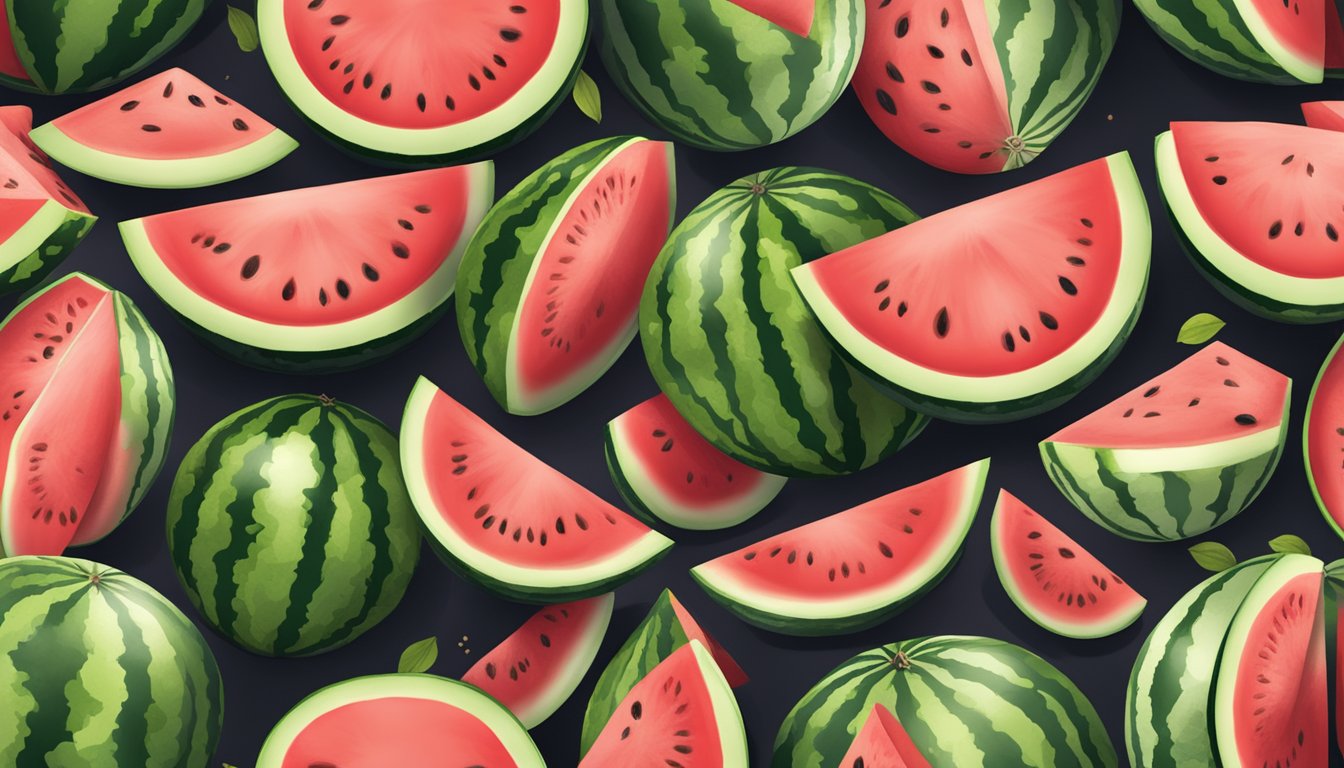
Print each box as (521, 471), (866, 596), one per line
(1305, 332), (1344, 540)
(507, 592), (614, 728)
(689, 641), (749, 765)
(1131, 0), (1320, 82)
(0, 200), (94, 273)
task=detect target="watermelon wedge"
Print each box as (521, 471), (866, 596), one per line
(31, 68), (298, 189)
(1303, 101), (1344, 131)
(1304, 333), (1344, 540)
(990, 490), (1145, 639)
(1327, 559), (1344, 757)
(463, 593), (614, 728)
(400, 377), (672, 601)
(690, 459), (990, 636)
(1133, 0), (1325, 83)
(120, 163), (493, 372)
(839, 703), (932, 768)
(793, 153), (1150, 423)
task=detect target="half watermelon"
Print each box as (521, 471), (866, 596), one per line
(839, 703), (932, 768)
(793, 153), (1150, 423)
(1305, 333), (1344, 540)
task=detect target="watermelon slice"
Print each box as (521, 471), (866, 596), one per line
(690, 459), (989, 636)
(120, 163), (493, 372)
(1303, 101), (1344, 131)
(1327, 559), (1344, 757)
(839, 703), (932, 768)
(1330, 2), (1344, 76)
(400, 377), (673, 601)
(1042, 342), (1290, 542)
(793, 153), (1150, 423)
(257, 0), (588, 164)
(990, 490), (1145, 639)
(1304, 333), (1344, 540)
(30, 68), (298, 189)
(463, 593), (614, 728)
(604, 394), (786, 531)
(255, 673), (545, 767)
(579, 641), (748, 768)
(1156, 121), (1344, 323)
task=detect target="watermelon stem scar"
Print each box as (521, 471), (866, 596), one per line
(892, 651), (911, 669)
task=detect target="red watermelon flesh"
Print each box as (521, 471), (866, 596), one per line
(1329, 4), (1344, 73)
(840, 703), (932, 768)
(729, 0), (815, 36)
(0, 107), (35, 146)
(0, 15), (29, 87)
(0, 116), (89, 243)
(1306, 337), (1344, 535)
(1253, 0), (1327, 69)
(666, 591), (749, 688)
(1303, 101), (1344, 131)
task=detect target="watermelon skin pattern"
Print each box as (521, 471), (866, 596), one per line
(773, 635), (1117, 768)
(1132, 0), (1321, 83)
(167, 394), (421, 657)
(0, 556), (224, 768)
(0, 214), (96, 295)
(598, 0), (863, 150)
(640, 167), (927, 476)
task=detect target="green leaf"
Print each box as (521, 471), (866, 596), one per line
(1176, 313), (1225, 345)
(227, 6), (260, 53)
(398, 636), (438, 674)
(572, 70), (601, 124)
(1268, 534), (1312, 556)
(1188, 541), (1236, 572)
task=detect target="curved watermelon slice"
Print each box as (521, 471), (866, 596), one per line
(1303, 101), (1344, 131)
(401, 377), (672, 601)
(257, 0), (588, 164)
(463, 593), (614, 728)
(120, 163), (493, 372)
(605, 394), (785, 531)
(793, 153), (1150, 423)
(31, 68), (298, 189)
(1304, 333), (1344, 540)
(690, 459), (989, 636)
(840, 703), (932, 768)
(990, 490), (1145, 638)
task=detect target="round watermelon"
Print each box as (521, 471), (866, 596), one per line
(1133, 0), (1325, 83)
(0, 556), (224, 768)
(641, 167), (926, 476)
(167, 394), (422, 657)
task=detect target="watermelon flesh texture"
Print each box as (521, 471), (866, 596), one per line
(1329, 3), (1344, 75)
(840, 703), (932, 768)
(0, 15), (31, 90)
(729, 0), (816, 36)
(0, 119), (88, 218)
(1248, 0), (1327, 77)
(666, 591), (749, 687)
(1306, 334), (1344, 538)
(1303, 101), (1344, 130)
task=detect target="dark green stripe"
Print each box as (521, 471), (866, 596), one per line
(11, 587), (90, 766)
(106, 590), (154, 766)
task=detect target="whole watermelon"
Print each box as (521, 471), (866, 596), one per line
(167, 394), (421, 657)
(0, 556), (224, 768)
(598, 0), (863, 150)
(640, 167), (927, 476)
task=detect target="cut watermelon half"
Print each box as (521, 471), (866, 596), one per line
(120, 163), (493, 372)
(579, 641), (748, 768)
(462, 593), (614, 728)
(990, 490), (1145, 639)
(604, 394), (786, 531)
(1303, 101), (1344, 131)
(793, 153), (1150, 423)
(400, 377), (672, 601)
(840, 703), (932, 768)
(690, 459), (989, 636)
(1304, 333), (1344, 540)
(31, 67), (298, 189)
(257, 0), (588, 164)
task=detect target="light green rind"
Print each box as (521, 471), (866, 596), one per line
(1132, 0), (1322, 83)
(0, 201), (96, 296)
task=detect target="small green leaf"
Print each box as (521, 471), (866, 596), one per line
(571, 70), (602, 124)
(1268, 534), (1312, 556)
(1177, 313), (1225, 345)
(398, 636), (438, 674)
(227, 6), (260, 53)
(1188, 541), (1236, 572)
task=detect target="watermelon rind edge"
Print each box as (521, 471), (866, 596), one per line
(1131, 0), (1321, 84)
(689, 640), (750, 766)
(1304, 332), (1344, 541)
(494, 593), (615, 728)
(0, 199), (95, 295)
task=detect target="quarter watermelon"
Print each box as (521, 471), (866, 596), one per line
(853, 0), (1119, 173)
(774, 635), (1118, 767)
(640, 167), (927, 476)
(166, 394), (422, 657)
(1041, 341), (1290, 541)
(458, 136), (674, 415)
(1303, 100), (1344, 130)
(0, 556), (224, 768)
(793, 152), (1151, 423)
(690, 459), (989, 635)
(598, 0), (863, 150)
(120, 162), (493, 372)
(1133, 0), (1325, 83)
(1305, 333), (1344, 540)
(258, 0), (588, 164)
(31, 68), (299, 189)
(839, 703), (932, 768)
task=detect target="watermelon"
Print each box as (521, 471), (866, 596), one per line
(0, 273), (174, 557)
(853, 0), (1118, 174)
(0, 556), (224, 768)
(597, 0), (862, 151)
(256, 673), (545, 767)
(120, 162), (494, 372)
(1156, 121), (1344, 323)
(839, 703), (932, 768)
(1327, 559), (1344, 757)
(990, 489), (1145, 638)
(1331, 3), (1344, 75)
(640, 167), (927, 476)
(580, 641), (749, 767)
(774, 635), (1118, 767)
(1041, 342), (1289, 542)
(604, 394), (786, 530)
(458, 136), (674, 415)
(257, 0), (588, 165)
(30, 68), (299, 189)
(793, 153), (1151, 423)
(166, 394), (422, 657)
(690, 459), (989, 636)
(1305, 333), (1344, 540)
(463, 593), (615, 728)
(400, 377), (673, 602)
(1303, 100), (1344, 130)
(1133, 0), (1325, 83)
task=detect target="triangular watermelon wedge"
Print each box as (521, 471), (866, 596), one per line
(840, 703), (932, 768)
(1303, 101), (1344, 131)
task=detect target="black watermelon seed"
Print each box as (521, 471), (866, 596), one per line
(1235, 413), (1257, 425)
(240, 255), (260, 279)
(875, 89), (897, 116)
(940, 8), (949, 25)
(380, 84), (392, 100)
(468, 74), (481, 90)
(362, 73), (373, 89)
(119, 100), (139, 111)
(330, 14), (349, 24)
(335, 279), (350, 299)
(896, 16), (909, 36)
(1002, 332), (1015, 352)
(1059, 276), (1078, 295)
(921, 80), (941, 94)
(281, 279), (296, 301)
(141, 124), (161, 132)
(927, 45), (944, 58)
(934, 307), (950, 337)
(362, 263), (380, 281)
(162, 82), (173, 98)
(500, 27), (522, 41)
(1213, 175), (1227, 185)
(885, 62), (904, 82)
(961, 49), (973, 66)
(188, 94), (204, 107)
(232, 118), (249, 131)
(392, 241), (410, 259)
(1144, 386), (1159, 397)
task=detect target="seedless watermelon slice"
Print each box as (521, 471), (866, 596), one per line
(793, 153), (1150, 422)
(839, 703), (932, 768)
(1303, 101), (1344, 131)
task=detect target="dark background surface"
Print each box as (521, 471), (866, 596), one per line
(16, 1), (1344, 765)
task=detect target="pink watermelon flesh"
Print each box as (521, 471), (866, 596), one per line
(729, 0), (815, 36)
(666, 591), (749, 688)
(0, 16), (29, 87)
(0, 118), (89, 244)
(1303, 101), (1344, 131)
(1050, 341), (1287, 449)
(284, 0), (560, 129)
(1306, 341), (1344, 533)
(1329, 4), (1344, 72)
(0, 107), (34, 144)
(853, 0), (1014, 174)
(840, 703), (932, 768)
(1252, 0), (1326, 68)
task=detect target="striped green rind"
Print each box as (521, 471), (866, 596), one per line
(0, 208), (96, 296)
(598, 0), (863, 150)
(0, 556), (224, 768)
(167, 394), (421, 657)
(1132, 0), (1322, 83)
(640, 167), (926, 476)
(773, 635), (1117, 767)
